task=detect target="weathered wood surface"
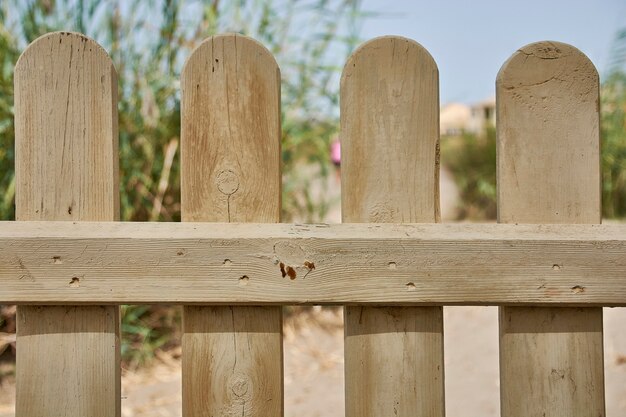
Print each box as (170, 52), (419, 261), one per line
(497, 42), (600, 224)
(180, 34), (281, 223)
(341, 36), (440, 223)
(1, 222), (624, 306)
(340, 36), (444, 417)
(497, 41), (605, 416)
(14, 32), (120, 417)
(180, 33), (283, 417)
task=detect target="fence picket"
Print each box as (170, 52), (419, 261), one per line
(180, 34), (283, 417)
(14, 32), (120, 417)
(497, 41), (605, 416)
(341, 36), (444, 417)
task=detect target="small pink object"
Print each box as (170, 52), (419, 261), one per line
(330, 139), (341, 165)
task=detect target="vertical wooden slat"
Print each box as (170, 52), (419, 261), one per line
(341, 36), (444, 417)
(497, 41), (605, 416)
(14, 32), (120, 417)
(180, 34), (283, 417)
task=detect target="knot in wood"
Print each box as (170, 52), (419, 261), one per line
(368, 202), (395, 222)
(273, 241), (305, 265)
(217, 170), (240, 195)
(229, 373), (251, 399)
(526, 43), (562, 59)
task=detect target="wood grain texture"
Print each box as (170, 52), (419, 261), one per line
(180, 34), (280, 223)
(0, 222), (625, 306)
(341, 36), (440, 223)
(497, 42), (601, 224)
(341, 36), (444, 417)
(15, 32), (120, 221)
(14, 32), (120, 417)
(497, 41), (605, 416)
(183, 306), (282, 416)
(17, 306), (120, 416)
(180, 33), (282, 417)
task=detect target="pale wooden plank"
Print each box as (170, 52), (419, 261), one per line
(497, 41), (605, 416)
(180, 33), (283, 417)
(183, 306), (282, 415)
(14, 32), (120, 417)
(180, 34), (281, 223)
(17, 306), (120, 415)
(341, 36), (444, 417)
(4, 220), (626, 240)
(1, 222), (625, 306)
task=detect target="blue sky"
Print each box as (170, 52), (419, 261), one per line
(361, 0), (626, 104)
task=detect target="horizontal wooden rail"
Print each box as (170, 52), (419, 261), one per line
(1, 221), (625, 306)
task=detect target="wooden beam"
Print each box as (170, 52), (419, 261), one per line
(0, 221), (624, 306)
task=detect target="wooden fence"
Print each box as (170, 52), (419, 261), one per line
(3, 31), (625, 417)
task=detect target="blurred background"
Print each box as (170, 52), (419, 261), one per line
(0, 0), (625, 416)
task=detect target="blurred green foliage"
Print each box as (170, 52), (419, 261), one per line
(0, 0), (362, 366)
(0, 15), (18, 219)
(601, 71), (626, 218)
(120, 305), (180, 368)
(441, 128), (497, 220)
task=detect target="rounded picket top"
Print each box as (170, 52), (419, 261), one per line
(14, 31), (119, 222)
(341, 35), (438, 84)
(16, 31), (116, 78)
(497, 41), (598, 99)
(180, 33), (281, 223)
(181, 33), (280, 88)
(340, 35), (440, 224)
(496, 40), (601, 224)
